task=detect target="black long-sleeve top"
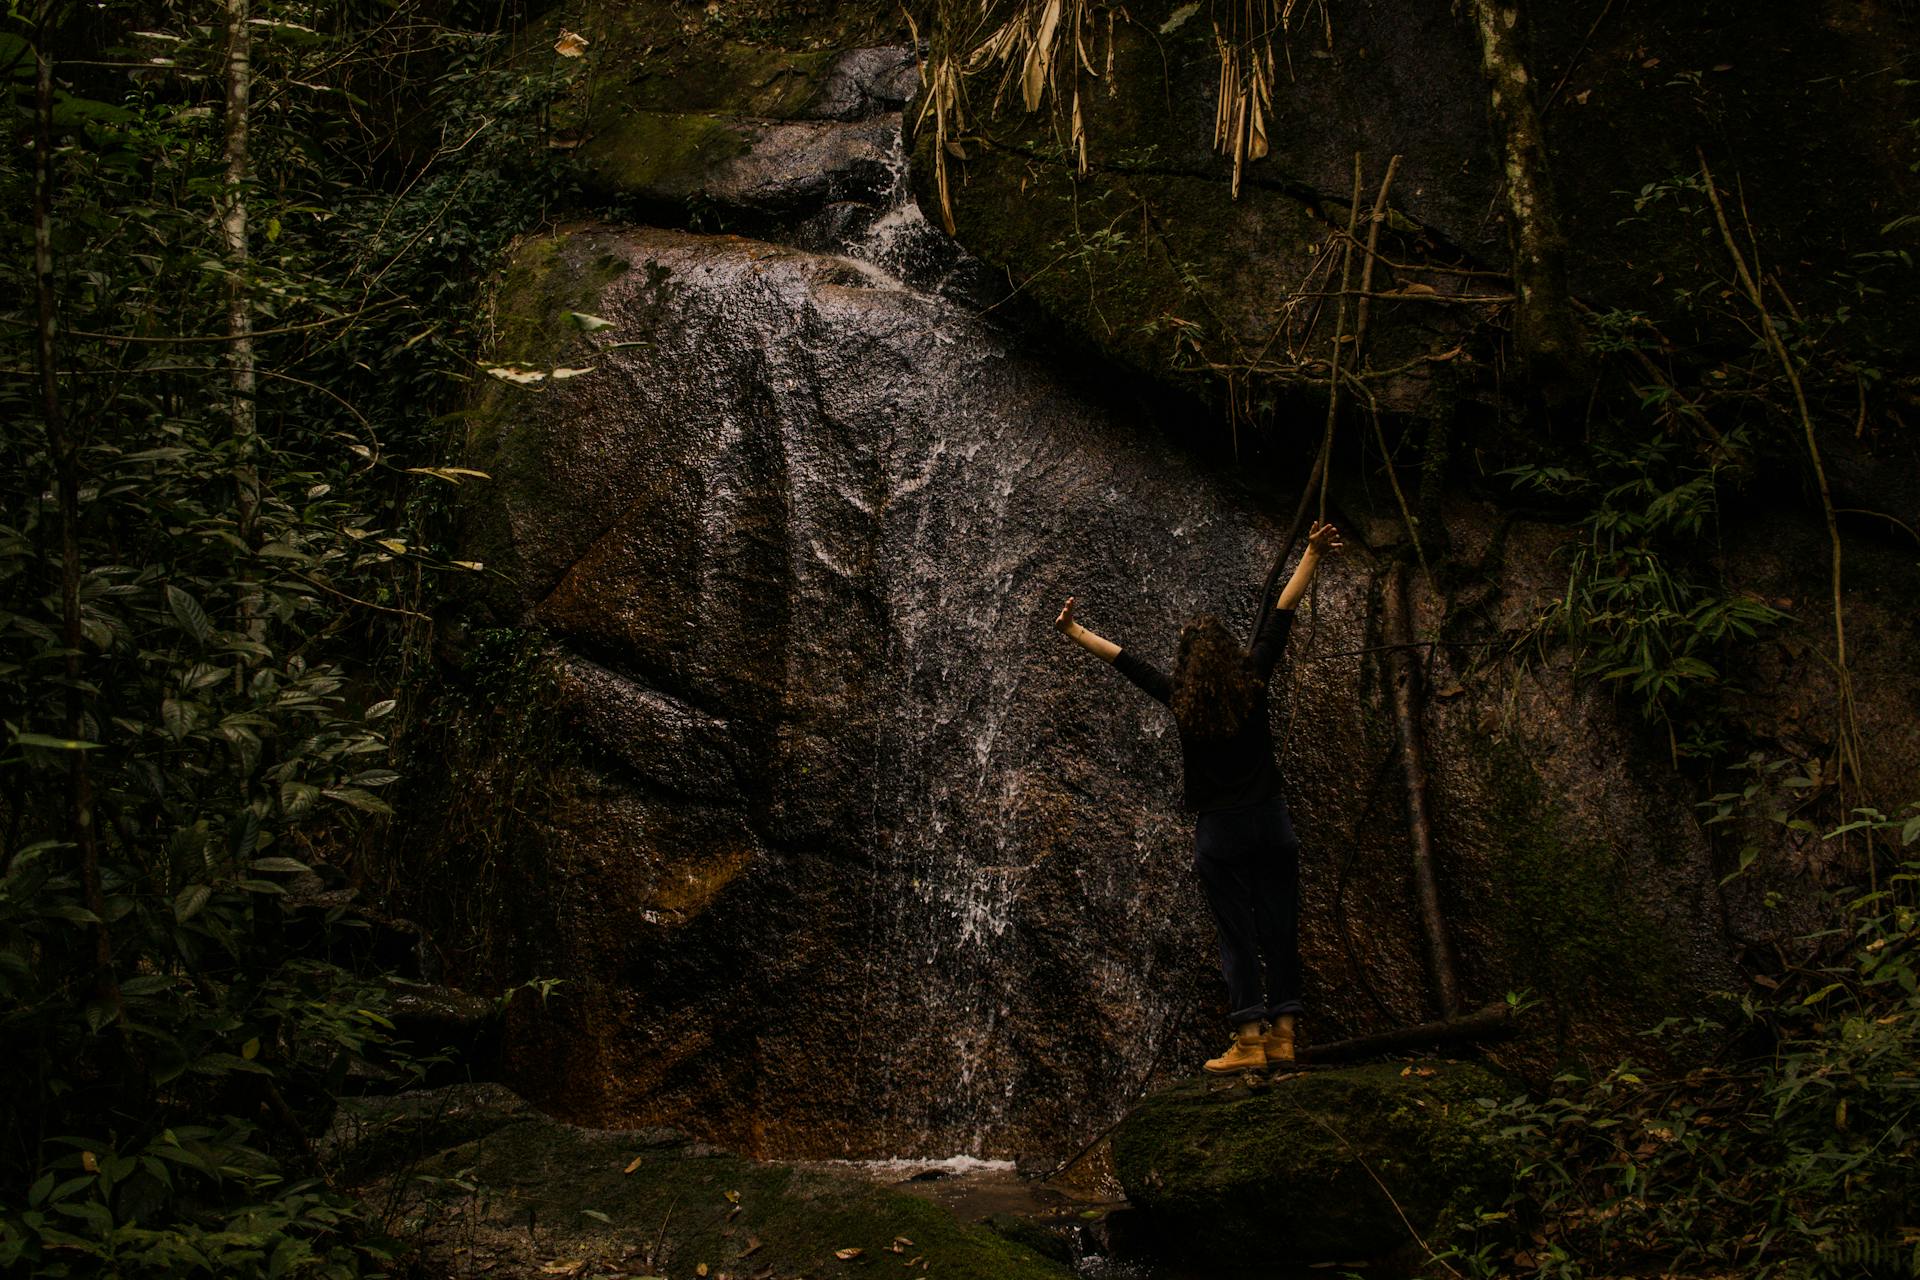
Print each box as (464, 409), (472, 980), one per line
(1112, 608), (1294, 813)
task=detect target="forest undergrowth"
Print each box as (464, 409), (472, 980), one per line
(1, 1), (570, 1272)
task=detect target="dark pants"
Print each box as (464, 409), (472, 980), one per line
(1193, 794), (1303, 1025)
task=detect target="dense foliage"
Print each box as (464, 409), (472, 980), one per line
(1, 2), (569, 1271)
(1439, 832), (1920, 1279)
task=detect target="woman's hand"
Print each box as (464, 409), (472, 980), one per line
(1054, 596), (1078, 634)
(1277, 523), (1341, 609)
(1306, 521), (1343, 554)
(1056, 597), (1122, 662)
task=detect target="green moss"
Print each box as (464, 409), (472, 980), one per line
(355, 1088), (1073, 1280)
(596, 44), (843, 117)
(910, 120), (1329, 433)
(579, 110), (752, 201)
(1111, 1063), (1509, 1267)
(459, 228), (631, 601)
(1480, 744), (1687, 1039)
(488, 229), (631, 370)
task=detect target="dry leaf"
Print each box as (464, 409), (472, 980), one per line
(540, 1263), (584, 1276)
(835, 1247), (864, 1260)
(555, 29), (589, 58)
(696, 1264), (709, 1277)
(1159, 2), (1199, 34)
(623, 1155), (643, 1174)
(1021, 0), (1062, 112)
(484, 365), (546, 385)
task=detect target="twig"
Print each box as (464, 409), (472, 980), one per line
(1283, 1094), (1467, 1277)
(1542, 0), (1622, 116)
(1351, 154), (1402, 364)
(61, 298), (407, 343)
(295, 572), (431, 619)
(1319, 157), (1365, 520)
(1696, 150), (1862, 820)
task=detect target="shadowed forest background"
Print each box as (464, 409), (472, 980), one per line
(3, 0), (1919, 1276)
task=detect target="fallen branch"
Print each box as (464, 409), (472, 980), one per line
(1298, 1002), (1513, 1063)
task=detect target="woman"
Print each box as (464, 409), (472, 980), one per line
(1054, 520), (1341, 1072)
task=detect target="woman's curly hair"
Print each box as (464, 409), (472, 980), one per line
(1171, 614), (1260, 739)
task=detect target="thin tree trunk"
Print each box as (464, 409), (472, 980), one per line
(1382, 561), (1459, 1018)
(1466, 0), (1582, 382)
(223, 0), (261, 589)
(34, 20), (122, 1026)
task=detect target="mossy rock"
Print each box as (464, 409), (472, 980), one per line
(343, 1085), (1073, 1280)
(527, 2), (911, 210)
(1111, 1063), (1509, 1268)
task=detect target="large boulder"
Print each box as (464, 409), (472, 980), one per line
(1111, 1064), (1511, 1268)
(407, 220), (1754, 1159)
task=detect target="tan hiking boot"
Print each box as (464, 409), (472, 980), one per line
(1262, 1014), (1296, 1064)
(1203, 1030), (1267, 1074)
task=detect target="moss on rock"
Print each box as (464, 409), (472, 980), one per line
(343, 1085), (1074, 1280)
(579, 110), (752, 202)
(1476, 743), (1690, 1060)
(1111, 1063), (1509, 1268)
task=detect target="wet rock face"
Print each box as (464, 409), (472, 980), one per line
(450, 222), (1742, 1158)
(462, 222), (1286, 1156)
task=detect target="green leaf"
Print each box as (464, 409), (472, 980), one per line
(173, 884), (212, 923)
(569, 311), (615, 331)
(250, 857), (311, 874)
(322, 787), (392, 815)
(10, 732), (102, 751)
(83, 999), (119, 1033)
(280, 781), (320, 817)
(165, 584), (213, 645)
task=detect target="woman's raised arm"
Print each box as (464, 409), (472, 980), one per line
(1275, 521), (1343, 611)
(1055, 596), (1121, 662)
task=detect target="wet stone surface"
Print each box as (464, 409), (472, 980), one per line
(445, 215), (1744, 1159)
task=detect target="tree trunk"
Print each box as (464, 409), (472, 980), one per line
(1466, 0), (1583, 384)
(222, 0), (270, 661)
(34, 18), (122, 1028)
(222, 0), (261, 566)
(1382, 562), (1460, 1018)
